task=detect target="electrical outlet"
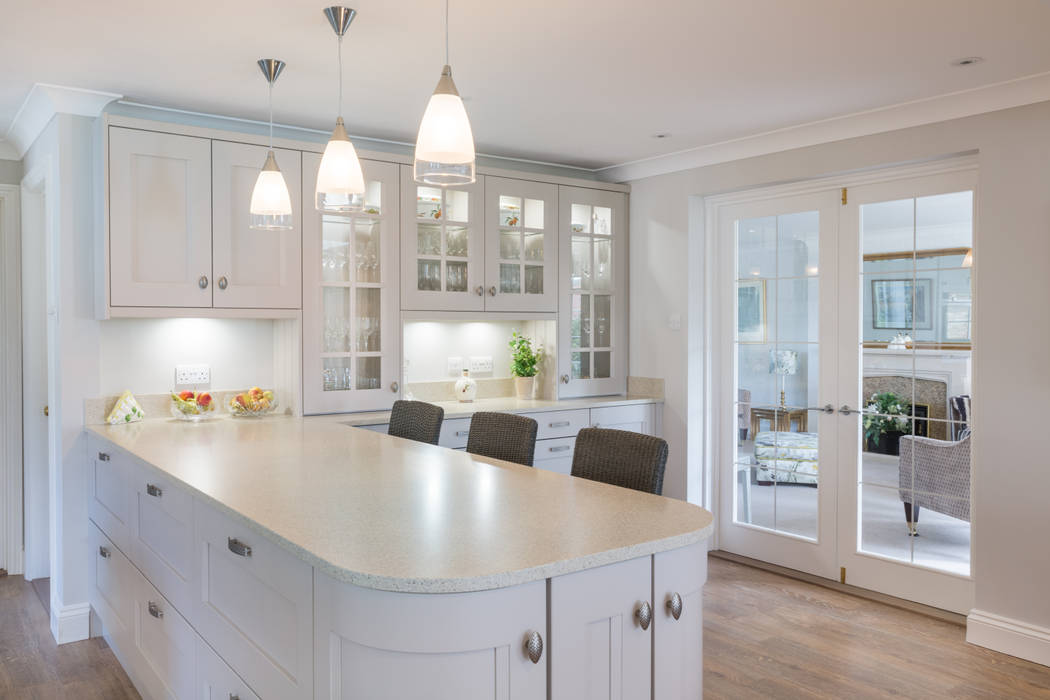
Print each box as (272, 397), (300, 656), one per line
(175, 364), (210, 386)
(447, 356), (464, 375)
(469, 356), (494, 373)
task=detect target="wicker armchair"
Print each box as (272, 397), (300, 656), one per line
(570, 428), (668, 495)
(898, 433), (971, 535)
(466, 412), (539, 466)
(387, 400), (444, 445)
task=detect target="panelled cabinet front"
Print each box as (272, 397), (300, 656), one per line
(484, 177), (558, 312)
(653, 542), (707, 700)
(314, 574), (547, 700)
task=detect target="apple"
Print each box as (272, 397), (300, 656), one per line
(197, 393), (212, 408)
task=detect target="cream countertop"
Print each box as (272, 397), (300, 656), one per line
(88, 417), (710, 594)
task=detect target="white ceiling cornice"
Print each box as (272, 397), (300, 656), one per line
(597, 71), (1050, 183)
(4, 84), (122, 158)
(0, 140), (17, 160)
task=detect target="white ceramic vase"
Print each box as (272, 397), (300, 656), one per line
(454, 369), (477, 402)
(514, 375), (536, 399)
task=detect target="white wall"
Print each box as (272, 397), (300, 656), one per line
(627, 100), (1050, 658)
(403, 320), (548, 383)
(0, 159), (21, 185)
(99, 318), (275, 394)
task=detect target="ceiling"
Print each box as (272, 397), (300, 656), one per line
(3, 0), (1050, 170)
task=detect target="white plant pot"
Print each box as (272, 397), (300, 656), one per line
(514, 376), (536, 399)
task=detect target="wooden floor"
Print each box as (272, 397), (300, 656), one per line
(0, 574), (139, 699)
(704, 557), (1050, 699)
(2, 560), (1050, 698)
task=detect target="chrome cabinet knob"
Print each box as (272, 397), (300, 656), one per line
(666, 592), (683, 620)
(474, 286), (484, 296)
(635, 601), (653, 630)
(217, 276), (228, 290)
(148, 601), (164, 619)
(488, 286), (496, 296)
(199, 275), (209, 289)
(227, 537), (252, 558)
(560, 374), (569, 384)
(523, 630), (543, 664)
(98, 546), (111, 559)
(390, 381), (400, 393)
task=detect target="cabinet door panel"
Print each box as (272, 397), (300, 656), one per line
(533, 409), (590, 440)
(590, 404), (655, 435)
(90, 522), (135, 648)
(484, 177), (558, 312)
(89, 441), (132, 552)
(653, 543), (707, 700)
(212, 141), (302, 309)
(109, 127), (212, 308)
(315, 573), (546, 700)
(196, 635), (261, 700)
(135, 574), (196, 700)
(550, 556), (652, 700)
(130, 464), (195, 615)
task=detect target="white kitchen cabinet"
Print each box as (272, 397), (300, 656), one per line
(90, 522), (136, 652)
(196, 636), (261, 700)
(533, 436), (575, 474)
(135, 573), (197, 700)
(558, 186), (628, 397)
(212, 141), (302, 309)
(549, 555), (653, 700)
(591, 403), (657, 435)
(303, 156), (401, 414)
(438, 417), (473, 448)
(314, 573), (547, 699)
(653, 542), (707, 700)
(89, 441), (132, 553)
(400, 165), (485, 311)
(108, 127), (213, 308)
(484, 177), (558, 312)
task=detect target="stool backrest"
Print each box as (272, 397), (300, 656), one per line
(570, 428), (668, 495)
(388, 400), (445, 445)
(466, 412), (539, 466)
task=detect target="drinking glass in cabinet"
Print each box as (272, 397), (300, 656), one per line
(323, 288), (352, 352)
(571, 203), (591, 233)
(572, 351), (590, 379)
(445, 190), (470, 222)
(417, 260), (441, 291)
(323, 358), (352, 391)
(417, 186), (443, 220)
(594, 351), (611, 378)
(500, 230), (520, 259)
(594, 239), (612, 291)
(571, 295), (591, 348)
(572, 237), (592, 290)
(417, 224), (442, 256)
(354, 220), (381, 284)
(321, 217), (352, 283)
(500, 264), (521, 294)
(593, 206), (612, 235)
(499, 195), (522, 226)
(446, 226), (469, 257)
(356, 357), (381, 390)
(524, 198), (544, 229)
(525, 265), (543, 295)
(524, 232), (544, 261)
(446, 261), (468, 292)
(594, 295), (611, 346)
(355, 288), (381, 352)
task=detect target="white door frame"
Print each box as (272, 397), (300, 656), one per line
(0, 184), (22, 575)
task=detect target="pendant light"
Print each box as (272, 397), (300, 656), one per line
(316, 6), (366, 212)
(249, 59), (293, 230)
(413, 0), (476, 186)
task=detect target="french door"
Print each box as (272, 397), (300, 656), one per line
(716, 163), (976, 613)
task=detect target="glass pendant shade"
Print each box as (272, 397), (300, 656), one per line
(316, 116), (366, 212)
(250, 150), (293, 230)
(413, 65), (476, 186)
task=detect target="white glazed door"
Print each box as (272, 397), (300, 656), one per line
(484, 177), (558, 312)
(108, 127), (213, 308)
(211, 141), (302, 309)
(303, 155), (401, 414)
(558, 187), (627, 397)
(400, 165), (485, 311)
(549, 556), (652, 700)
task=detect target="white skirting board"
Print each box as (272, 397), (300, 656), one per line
(967, 609), (1050, 667)
(51, 601), (91, 645)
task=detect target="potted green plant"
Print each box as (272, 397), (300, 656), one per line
(509, 331), (542, 399)
(862, 392), (912, 455)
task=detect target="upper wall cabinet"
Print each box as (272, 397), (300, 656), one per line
(109, 128), (213, 308)
(558, 186), (627, 398)
(212, 141), (302, 309)
(484, 177), (558, 312)
(400, 165), (485, 312)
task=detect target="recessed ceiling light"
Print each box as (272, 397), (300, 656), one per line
(651, 132), (671, 139)
(952, 56), (984, 67)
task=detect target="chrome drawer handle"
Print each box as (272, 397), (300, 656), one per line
(455, 430), (469, 437)
(230, 695), (240, 700)
(146, 483), (162, 498)
(635, 601), (652, 630)
(549, 421), (570, 428)
(667, 592), (683, 620)
(227, 537), (252, 558)
(98, 452), (111, 461)
(148, 601), (164, 619)
(98, 546), (111, 559)
(548, 445), (571, 453)
(523, 630), (543, 664)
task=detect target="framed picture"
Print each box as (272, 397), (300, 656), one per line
(738, 280), (766, 342)
(871, 278), (933, 330)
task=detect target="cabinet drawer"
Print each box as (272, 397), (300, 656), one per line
(194, 500), (314, 700)
(130, 462), (195, 616)
(534, 409), (590, 440)
(533, 437), (576, 475)
(135, 574), (196, 700)
(354, 423), (389, 434)
(196, 636), (261, 700)
(590, 404), (655, 435)
(90, 521), (136, 647)
(438, 417), (473, 448)
(89, 440), (132, 552)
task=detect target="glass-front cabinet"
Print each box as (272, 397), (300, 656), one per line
(303, 155), (401, 413)
(400, 165), (485, 311)
(484, 177), (558, 312)
(558, 186), (627, 397)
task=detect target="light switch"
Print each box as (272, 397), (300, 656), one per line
(668, 313), (682, 331)
(469, 356), (494, 373)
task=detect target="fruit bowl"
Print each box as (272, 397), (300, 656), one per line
(170, 391), (218, 421)
(227, 387), (278, 418)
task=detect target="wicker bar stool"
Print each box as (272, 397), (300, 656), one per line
(466, 412), (539, 466)
(387, 400), (444, 445)
(570, 428), (668, 495)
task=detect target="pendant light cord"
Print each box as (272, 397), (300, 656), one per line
(445, 0), (449, 65)
(338, 35), (344, 118)
(268, 80), (274, 149)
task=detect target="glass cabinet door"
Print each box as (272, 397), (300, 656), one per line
(303, 155), (400, 414)
(484, 177), (558, 312)
(558, 186), (627, 397)
(399, 165), (484, 311)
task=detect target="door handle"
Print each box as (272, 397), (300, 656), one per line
(839, 405), (865, 415)
(806, 404), (835, 414)
(147, 601), (164, 619)
(146, 483), (162, 498)
(199, 275), (209, 289)
(548, 445), (571, 453)
(227, 537), (252, 558)
(217, 276), (228, 290)
(635, 601), (653, 630)
(474, 286), (484, 296)
(488, 286), (496, 296)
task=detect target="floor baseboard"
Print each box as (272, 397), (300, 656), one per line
(967, 609), (1050, 667)
(51, 600), (91, 645)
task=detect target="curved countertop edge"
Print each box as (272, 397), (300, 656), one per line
(88, 422), (713, 595)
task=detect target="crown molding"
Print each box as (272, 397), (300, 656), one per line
(598, 71), (1050, 183)
(4, 84), (121, 158)
(0, 140), (17, 160)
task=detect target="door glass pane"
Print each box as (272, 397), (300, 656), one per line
(445, 190), (469, 222)
(524, 198), (544, 228)
(500, 230), (521, 259)
(361, 180), (382, 214)
(355, 288), (380, 352)
(417, 224), (441, 255)
(446, 226), (469, 258)
(594, 239), (612, 291)
(571, 351), (590, 380)
(524, 232), (544, 261)
(777, 210), (819, 278)
(737, 216), (776, 279)
(321, 217), (351, 283)
(571, 237), (591, 290)
(593, 206), (612, 235)
(571, 204), (591, 233)
(354, 220), (380, 284)
(499, 195), (522, 226)
(322, 357), (352, 392)
(499, 263), (521, 294)
(594, 295), (611, 347)
(417, 186), (442, 219)
(445, 261), (468, 292)
(524, 265), (543, 295)
(594, 351), (611, 379)
(322, 287), (351, 352)
(777, 278), (817, 344)
(417, 260), (441, 291)
(571, 294), (590, 348)
(356, 357), (381, 390)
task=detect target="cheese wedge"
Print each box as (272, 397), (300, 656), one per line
(106, 391), (145, 424)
